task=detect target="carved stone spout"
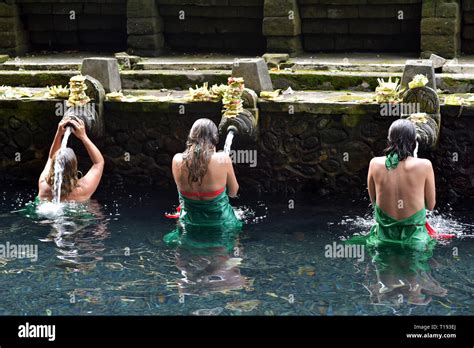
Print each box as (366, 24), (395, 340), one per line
(218, 88), (259, 143)
(402, 85), (441, 150)
(62, 75), (105, 139)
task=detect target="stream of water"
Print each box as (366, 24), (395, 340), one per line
(224, 130), (235, 155)
(52, 126), (72, 204)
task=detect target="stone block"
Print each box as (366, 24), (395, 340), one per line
(327, 6), (358, 19)
(101, 4), (126, 16)
(359, 4), (420, 19)
(263, 16), (301, 36)
(128, 33), (164, 50)
(21, 3), (53, 15)
(0, 3), (17, 17)
(349, 19), (400, 35)
(127, 0), (159, 18)
(429, 53), (447, 69)
(421, 18), (459, 35)
(52, 4), (83, 15)
(0, 17), (20, 32)
(127, 17), (163, 35)
(232, 58), (273, 93)
(421, 1), (435, 17)
(264, 0), (298, 17)
(299, 5), (327, 19)
(436, 2), (459, 18)
(83, 4), (101, 15)
(302, 20), (349, 34)
(81, 57), (122, 93)
(0, 32), (18, 48)
(401, 59), (436, 90)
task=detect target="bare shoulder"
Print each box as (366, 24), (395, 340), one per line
(172, 153), (183, 164)
(369, 156), (386, 168)
(413, 157), (433, 171)
(212, 151), (231, 164)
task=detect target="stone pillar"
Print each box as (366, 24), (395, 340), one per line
(421, 0), (461, 58)
(0, 1), (28, 56)
(127, 0), (164, 56)
(263, 0), (302, 56)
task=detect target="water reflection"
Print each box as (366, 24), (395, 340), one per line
(173, 233), (247, 296)
(26, 200), (109, 272)
(363, 246), (447, 307)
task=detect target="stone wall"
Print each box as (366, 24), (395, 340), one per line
(0, 1), (28, 56)
(299, 0), (422, 52)
(156, 0), (266, 54)
(462, 0), (474, 53)
(16, 0), (127, 52)
(421, 0), (461, 58)
(0, 100), (472, 204)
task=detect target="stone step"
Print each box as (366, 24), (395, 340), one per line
(2, 69), (474, 93)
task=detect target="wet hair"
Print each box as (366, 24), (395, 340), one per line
(182, 118), (219, 185)
(46, 148), (79, 199)
(384, 119), (417, 161)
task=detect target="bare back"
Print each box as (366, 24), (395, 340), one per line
(172, 152), (239, 200)
(368, 156), (436, 219)
(38, 178), (97, 203)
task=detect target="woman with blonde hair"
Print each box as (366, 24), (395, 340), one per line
(38, 116), (104, 203)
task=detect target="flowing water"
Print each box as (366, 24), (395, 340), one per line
(0, 186), (472, 316)
(224, 130), (235, 155)
(53, 126), (72, 204)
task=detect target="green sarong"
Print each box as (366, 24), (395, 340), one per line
(346, 205), (436, 275)
(347, 204), (436, 252)
(163, 189), (243, 253)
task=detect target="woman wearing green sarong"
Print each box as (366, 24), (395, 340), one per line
(164, 118), (242, 250)
(348, 119), (445, 304)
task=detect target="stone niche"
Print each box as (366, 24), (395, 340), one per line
(298, 0), (423, 52)
(156, 0), (266, 54)
(15, 0), (128, 52)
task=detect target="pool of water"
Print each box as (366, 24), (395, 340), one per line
(0, 184), (473, 316)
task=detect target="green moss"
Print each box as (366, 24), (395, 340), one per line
(342, 114), (362, 127)
(0, 71), (75, 87)
(0, 54), (9, 64)
(270, 71), (398, 91)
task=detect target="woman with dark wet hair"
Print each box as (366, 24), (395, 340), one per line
(163, 118), (242, 249)
(349, 118), (436, 251)
(347, 119), (444, 304)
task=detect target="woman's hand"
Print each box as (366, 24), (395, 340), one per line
(56, 118), (70, 136)
(68, 118), (87, 140)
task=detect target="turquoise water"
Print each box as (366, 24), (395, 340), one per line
(0, 186), (472, 316)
